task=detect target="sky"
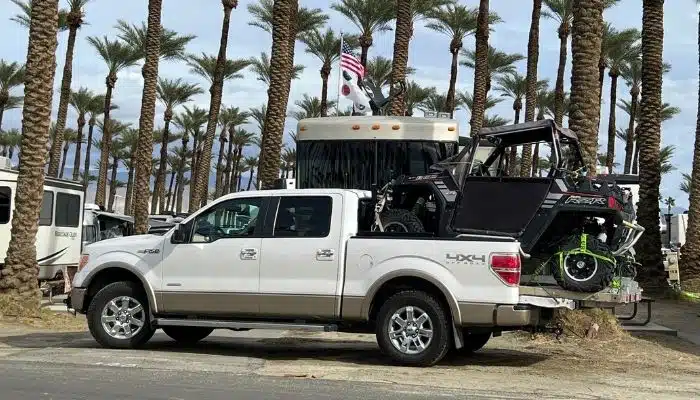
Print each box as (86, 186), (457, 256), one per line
(0, 0), (696, 213)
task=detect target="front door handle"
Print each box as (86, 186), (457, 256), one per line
(316, 249), (335, 261)
(240, 248), (258, 260)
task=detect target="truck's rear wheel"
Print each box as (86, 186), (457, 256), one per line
(87, 281), (154, 349)
(162, 326), (213, 345)
(375, 290), (450, 367)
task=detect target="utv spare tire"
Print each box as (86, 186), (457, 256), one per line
(380, 209), (425, 233)
(550, 234), (614, 293)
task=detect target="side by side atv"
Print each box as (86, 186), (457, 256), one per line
(371, 120), (644, 293)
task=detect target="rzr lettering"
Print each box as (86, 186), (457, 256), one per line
(565, 196), (606, 206)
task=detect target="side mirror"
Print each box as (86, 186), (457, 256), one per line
(171, 223), (186, 244)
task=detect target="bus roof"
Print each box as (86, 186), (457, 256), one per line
(296, 116), (459, 142)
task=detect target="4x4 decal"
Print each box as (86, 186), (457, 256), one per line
(446, 253), (486, 265)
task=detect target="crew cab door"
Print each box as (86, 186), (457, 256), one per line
(258, 194), (342, 319)
(158, 196), (269, 315)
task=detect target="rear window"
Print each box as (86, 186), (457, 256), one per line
(39, 191), (53, 226)
(0, 186), (10, 224)
(56, 193), (81, 227)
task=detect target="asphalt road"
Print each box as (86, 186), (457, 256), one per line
(0, 360), (477, 400)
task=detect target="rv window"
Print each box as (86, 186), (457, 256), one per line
(39, 191), (53, 226)
(0, 186), (10, 224)
(56, 193), (81, 227)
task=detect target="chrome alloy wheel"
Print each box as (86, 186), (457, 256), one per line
(388, 306), (434, 355)
(101, 296), (146, 339)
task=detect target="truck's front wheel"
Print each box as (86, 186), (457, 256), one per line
(87, 281), (154, 349)
(375, 290), (451, 367)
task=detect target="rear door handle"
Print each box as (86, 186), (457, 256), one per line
(316, 249), (335, 261)
(240, 248), (258, 260)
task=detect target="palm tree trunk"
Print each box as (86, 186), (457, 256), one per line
(243, 170), (250, 191)
(569, 1), (604, 174)
(359, 35), (371, 68)
(154, 113), (172, 214)
(59, 144), (69, 178)
(133, 0), (162, 234)
(72, 116), (85, 181)
(678, 9), (700, 284)
(388, 0), (411, 116)
(632, 143), (640, 174)
(623, 91), (639, 173)
(553, 23), (569, 126)
(95, 79), (115, 207)
(230, 147), (244, 193)
(635, 0), (666, 292)
(0, 0), (59, 304)
(192, 1), (236, 210)
(320, 65), (330, 117)
(0, 107), (5, 132)
(259, 0), (294, 189)
(223, 127), (235, 194)
(125, 164), (135, 215)
(469, 0), (490, 136)
(445, 44), (460, 119)
(165, 169), (175, 211)
(108, 158), (118, 212)
(83, 120), (95, 189)
(47, 23), (78, 177)
(508, 108), (520, 176)
(214, 137), (226, 197)
(605, 73), (619, 173)
(521, 0), (541, 178)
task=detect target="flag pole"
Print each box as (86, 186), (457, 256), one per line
(335, 31), (343, 115)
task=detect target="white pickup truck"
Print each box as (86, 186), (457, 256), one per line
(70, 189), (560, 366)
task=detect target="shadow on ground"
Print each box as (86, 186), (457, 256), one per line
(0, 330), (548, 368)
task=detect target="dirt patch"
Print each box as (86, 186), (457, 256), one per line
(0, 296), (86, 332)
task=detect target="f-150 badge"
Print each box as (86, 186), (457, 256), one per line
(137, 249), (160, 254)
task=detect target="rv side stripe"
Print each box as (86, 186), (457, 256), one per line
(37, 247), (68, 263)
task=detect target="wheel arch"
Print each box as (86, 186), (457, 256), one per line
(82, 263), (158, 314)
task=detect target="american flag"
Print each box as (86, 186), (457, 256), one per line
(340, 41), (364, 78)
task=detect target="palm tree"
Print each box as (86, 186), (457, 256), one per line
(679, 2), (700, 284)
(603, 27), (641, 173)
(468, 0), (493, 136)
(0, 0), (59, 306)
(301, 28), (356, 116)
(289, 94), (336, 120)
(404, 81), (436, 116)
(244, 156), (258, 191)
(248, 52), (305, 86)
(119, 128), (140, 215)
(364, 56), (416, 90)
(456, 90), (503, 116)
(58, 128), (79, 179)
(0, 60), (25, 132)
(495, 72), (528, 124)
(68, 87), (93, 181)
(83, 94), (114, 188)
(0, 129), (22, 161)
(543, 0), (619, 126)
(625, 102), (680, 174)
(461, 46), (525, 96)
(114, 19), (195, 62)
(152, 78), (202, 213)
(523, 0), (543, 178)
(46, 0), (89, 178)
(568, 1), (605, 173)
(659, 145), (676, 176)
(173, 105), (208, 204)
(388, 0), (412, 116)
(130, 0), (163, 232)
(426, 4), (482, 118)
(228, 129), (255, 193)
(635, 0), (666, 291)
(87, 36), (140, 207)
(619, 54), (642, 173)
(217, 107), (249, 195)
(9, 0), (68, 31)
(186, 50), (251, 209)
(331, 0), (394, 67)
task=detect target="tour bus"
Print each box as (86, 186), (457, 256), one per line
(294, 116), (460, 190)
(0, 165), (84, 281)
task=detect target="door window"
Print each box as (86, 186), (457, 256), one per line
(0, 186), (10, 224)
(191, 197), (263, 243)
(56, 193), (81, 227)
(273, 196), (332, 238)
(39, 191), (53, 226)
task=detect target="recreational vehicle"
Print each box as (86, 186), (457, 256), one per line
(0, 168), (84, 281)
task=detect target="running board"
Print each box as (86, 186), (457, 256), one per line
(154, 318), (338, 332)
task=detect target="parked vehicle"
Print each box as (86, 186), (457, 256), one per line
(0, 167), (84, 281)
(69, 188), (640, 367)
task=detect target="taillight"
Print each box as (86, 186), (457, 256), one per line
(490, 253), (521, 286)
(608, 196), (622, 210)
(78, 254), (89, 271)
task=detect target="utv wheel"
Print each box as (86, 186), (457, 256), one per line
(551, 249), (614, 293)
(162, 326), (213, 345)
(380, 209), (425, 233)
(456, 332), (491, 354)
(87, 281), (154, 349)
(375, 290), (450, 367)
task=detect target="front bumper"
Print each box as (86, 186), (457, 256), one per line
(69, 287), (87, 313)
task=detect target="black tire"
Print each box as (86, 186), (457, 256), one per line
(455, 332), (491, 354)
(551, 235), (614, 293)
(162, 326), (213, 345)
(380, 209), (425, 233)
(87, 281), (155, 349)
(375, 290), (451, 367)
